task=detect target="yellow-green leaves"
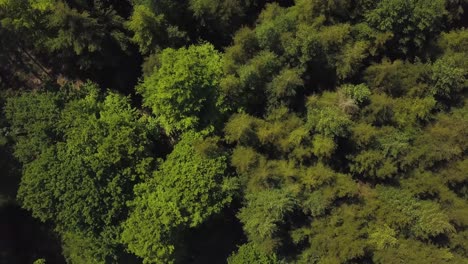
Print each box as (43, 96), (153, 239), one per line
(30, 0), (54, 11)
(127, 5), (166, 54)
(238, 189), (296, 252)
(369, 225), (398, 250)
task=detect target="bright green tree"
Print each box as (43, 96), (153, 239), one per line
(138, 44), (223, 135)
(121, 132), (234, 263)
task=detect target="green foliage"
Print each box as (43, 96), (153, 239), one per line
(339, 83), (371, 105)
(307, 104), (352, 138)
(130, 0), (261, 49)
(238, 189), (296, 252)
(138, 44), (223, 135)
(366, 0), (447, 56)
(368, 224), (398, 250)
(372, 239), (461, 263)
(189, 0), (256, 32)
(9, 83), (153, 263)
(33, 258), (46, 264)
(336, 41), (370, 80)
(0, 94), (19, 205)
(312, 135), (336, 159)
(438, 29), (468, 54)
(364, 59), (431, 97)
(121, 132), (233, 263)
(228, 243), (281, 264)
(294, 204), (369, 263)
(255, 3), (295, 53)
(351, 150), (398, 179)
(220, 1), (379, 115)
(2, 0), (468, 263)
(403, 107), (468, 168)
(266, 68), (304, 110)
(4, 91), (60, 163)
(224, 113), (261, 145)
(221, 50), (282, 113)
(375, 187), (454, 239)
(0, 0), (138, 90)
(61, 230), (119, 264)
(190, 0), (241, 21)
(42, 1), (130, 70)
(126, 5), (165, 54)
(46, 2), (118, 55)
(127, 4), (186, 54)
(431, 55), (467, 100)
(0, 0), (48, 38)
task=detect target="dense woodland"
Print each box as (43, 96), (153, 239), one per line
(1, 0), (468, 263)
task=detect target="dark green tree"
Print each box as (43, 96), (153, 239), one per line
(365, 0), (447, 57)
(7, 83), (153, 263)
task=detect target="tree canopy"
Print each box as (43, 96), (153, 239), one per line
(1, 0), (467, 263)
(138, 44), (223, 135)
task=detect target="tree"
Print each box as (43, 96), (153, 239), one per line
(227, 243), (282, 264)
(127, 4), (186, 54)
(189, 0), (261, 47)
(0, 92), (20, 204)
(339, 83), (371, 105)
(9, 83), (153, 263)
(237, 189), (296, 252)
(4, 90), (60, 164)
(3, 0), (468, 262)
(138, 44), (223, 135)
(33, 259), (46, 264)
(220, 50), (281, 115)
(0, 0), (139, 91)
(365, 0), (447, 57)
(121, 132), (234, 263)
(306, 103), (352, 138)
(431, 55), (467, 100)
(0, 0), (53, 88)
(364, 59), (430, 98)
